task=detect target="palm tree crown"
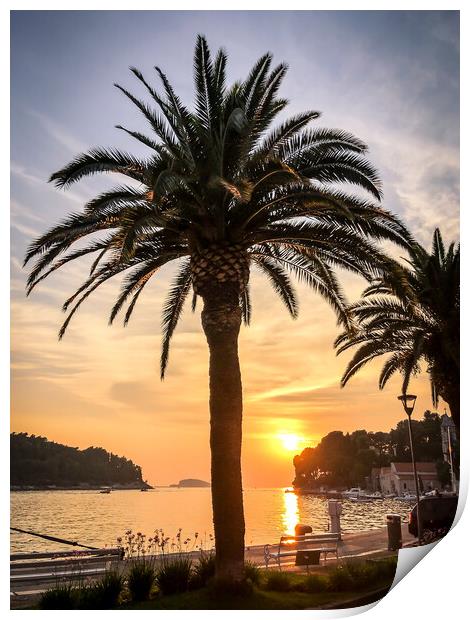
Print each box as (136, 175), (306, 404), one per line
(336, 228), (459, 429)
(25, 35), (410, 376)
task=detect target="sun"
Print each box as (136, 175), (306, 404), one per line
(278, 433), (302, 451)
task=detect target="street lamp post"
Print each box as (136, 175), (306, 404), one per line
(447, 425), (456, 493)
(397, 393), (422, 544)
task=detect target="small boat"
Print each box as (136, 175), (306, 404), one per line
(395, 493), (417, 501)
(350, 497), (373, 503)
(140, 488), (148, 492)
(342, 487), (366, 499)
(364, 492), (383, 500)
(99, 488), (111, 494)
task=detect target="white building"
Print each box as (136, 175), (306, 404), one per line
(379, 462), (441, 495)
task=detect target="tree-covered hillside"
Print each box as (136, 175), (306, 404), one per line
(11, 433), (148, 488)
(293, 411), (458, 490)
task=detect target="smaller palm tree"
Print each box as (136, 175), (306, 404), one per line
(336, 228), (460, 432)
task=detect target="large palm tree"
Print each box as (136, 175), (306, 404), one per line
(24, 36), (411, 582)
(336, 228), (459, 432)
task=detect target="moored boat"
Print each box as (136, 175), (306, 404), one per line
(342, 487), (366, 499)
(395, 493), (417, 501)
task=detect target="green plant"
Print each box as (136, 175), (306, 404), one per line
(39, 583), (78, 609)
(265, 571), (292, 592)
(244, 561), (261, 586)
(210, 576), (254, 598)
(343, 562), (375, 589)
(366, 557), (397, 580)
(127, 561), (156, 602)
(299, 573), (329, 593)
(190, 551), (216, 589)
(327, 565), (355, 592)
(79, 570), (124, 609)
(156, 557), (193, 595)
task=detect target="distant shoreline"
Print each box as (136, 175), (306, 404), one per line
(10, 482), (153, 492)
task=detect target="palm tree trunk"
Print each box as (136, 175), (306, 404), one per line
(201, 290), (245, 582)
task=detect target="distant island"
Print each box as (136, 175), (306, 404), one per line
(170, 478), (210, 488)
(10, 432), (152, 490)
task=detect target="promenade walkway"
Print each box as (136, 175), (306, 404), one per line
(245, 523), (414, 570)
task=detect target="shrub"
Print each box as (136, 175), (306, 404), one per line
(127, 561), (156, 601)
(190, 551), (216, 589)
(368, 557), (397, 580)
(156, 557), (193, 595)
(327, 565), (355, 592)
(326, 558), (397, 593)
(210, 576), (254, 597)
(265, 571), (292, 592)
(39, 583), (78, 609)
(299, 573), (329, 593)
(345, 561), (376, 589)
(80, 571), (124, 609)
(244, 561), (261, 586)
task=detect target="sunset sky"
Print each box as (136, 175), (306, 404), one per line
(11, 11), (459, 487)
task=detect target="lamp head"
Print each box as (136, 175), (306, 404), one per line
(397, 393), (417, 416)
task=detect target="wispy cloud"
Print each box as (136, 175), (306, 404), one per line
(11, 161), (92, 207)
(11, 163), (48, 187)
(11, 220), (40, 238)
(26, 108), (89, 154)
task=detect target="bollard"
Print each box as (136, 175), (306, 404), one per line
(386, 514), (402, 550)
(328, 500), (342, 540)
(295, 523), (312, 536)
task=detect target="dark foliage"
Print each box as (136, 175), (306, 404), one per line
(327, 565), (355, 592)
(265, 571), (292, 592)
(190, 551), (216, 589)
(210, 576), (254, 597)
(10, 432), (145, 487)
(79, 571), (125, 609)
(39, 572), (125, 610)
(244, 561), (262, 586)
(156, 557), (193, 595)
(293, 411), (456, 489)
(127, 562), (156, 601)
(336, 228), (459, 429)
(39, 584), (78, 609)
(297, 574), (329, 593)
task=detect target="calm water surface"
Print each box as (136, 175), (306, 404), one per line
(10, 489), (414, 553)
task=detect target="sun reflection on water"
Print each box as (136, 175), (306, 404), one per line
(282, 489), (299, 535)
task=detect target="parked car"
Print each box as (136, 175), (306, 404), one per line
(408, 495), (458, 539)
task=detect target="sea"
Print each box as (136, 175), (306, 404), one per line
(10, 488), (415, 553)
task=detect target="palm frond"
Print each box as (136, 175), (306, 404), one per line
(49, 148), (147, 188)
(160, 259), (192, 379)
(251, 254), (298, 318)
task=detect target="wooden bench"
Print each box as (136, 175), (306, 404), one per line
(264, 533), (340, 570)
(10, 547), (123, 602)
